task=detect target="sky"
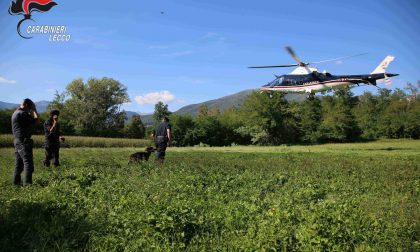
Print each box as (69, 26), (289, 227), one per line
(0, 0), (419, 113)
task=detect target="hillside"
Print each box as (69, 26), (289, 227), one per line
(175, 90), (253, 116)
(0, 101), (18, 110)
(0, 101), (50, 112)
(126, 111), (154, 126)
(174, 90), (306, 117)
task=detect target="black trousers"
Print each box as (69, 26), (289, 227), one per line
(44, 143), (60, 167)
(13, 138), (34, 185)
(155, 136), (168, 162)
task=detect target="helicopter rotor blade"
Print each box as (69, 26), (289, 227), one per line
(310, 53), (368, 64)
(248, 64), (299, 68)
(285, 46), (313, 73)
(248, 47), (365, 74)
(285, 46), (306, 66)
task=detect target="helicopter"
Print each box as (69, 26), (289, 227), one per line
(249, 47), (398, 97)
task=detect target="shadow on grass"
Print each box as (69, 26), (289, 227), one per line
(365, 147), (411, 151)
(0, 201), (94, 251)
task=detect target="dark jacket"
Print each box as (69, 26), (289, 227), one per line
(11, 108), (37, 139)
(153, 121), (171, 143)
(44, 118), (60, 146)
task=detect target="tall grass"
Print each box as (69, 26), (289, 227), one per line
(0, 134), (152, 148)
(0, 140), (419, 250)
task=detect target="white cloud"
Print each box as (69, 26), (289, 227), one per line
(0, 76), (16, 84)
(135, 90), (175, 105)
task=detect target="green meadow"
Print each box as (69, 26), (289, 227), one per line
(0, 139), (419, 251)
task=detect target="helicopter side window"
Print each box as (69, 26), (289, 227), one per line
(271, 77), (284, 87)
(267, 79), (276, 87)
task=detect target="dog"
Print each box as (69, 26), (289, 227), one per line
(128, 147), (156, 164)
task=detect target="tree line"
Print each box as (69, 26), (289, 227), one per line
(0, 78), (418, 145)
(167, 82), (420, 146)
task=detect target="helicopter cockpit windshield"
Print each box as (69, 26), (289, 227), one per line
(264, 77), (284, 87)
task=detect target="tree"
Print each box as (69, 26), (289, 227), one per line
(46, 91), (75, 135)
(194, 105), (229, 146)
(47, 91), (66, 112)
(299, 97), (322, 143)
(168, 114), (195, 146)
(377, 89), (409, 138)
(153, 101), (171, 124)
(353, 92), (379, 139)
(239, 91), (298, 145)
(197, 104), (209, 118)
(319, 88), (360, 142)
(124, 115), (145, 139)
(63, 77), (129, 136)
(405, 96), (420, 139)
(405, 81), (420, 139)
(375, 86), (419, 139)
(219, 107), (250, 145)
(404, 81), (420, 100)
(0, 109), (14, 134)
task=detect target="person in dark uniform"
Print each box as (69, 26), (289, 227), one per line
(153, 116), (171, 163)
(11, 98), (39, 185)
(43, 110), (65, 167)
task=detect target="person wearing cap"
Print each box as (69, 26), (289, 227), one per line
(11, 98), (39, 185)
(43, 110), (65, 167)
(152, 116), (171, 163)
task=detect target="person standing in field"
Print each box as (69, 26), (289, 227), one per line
(43, 110), (65, 167)
(11, 98), (39, 185)
(153, 116), (171, 163)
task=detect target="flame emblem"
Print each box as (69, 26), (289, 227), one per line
(8, 0), (58, 39)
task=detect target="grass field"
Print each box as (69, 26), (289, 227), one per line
(0, 140), (419, 251)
